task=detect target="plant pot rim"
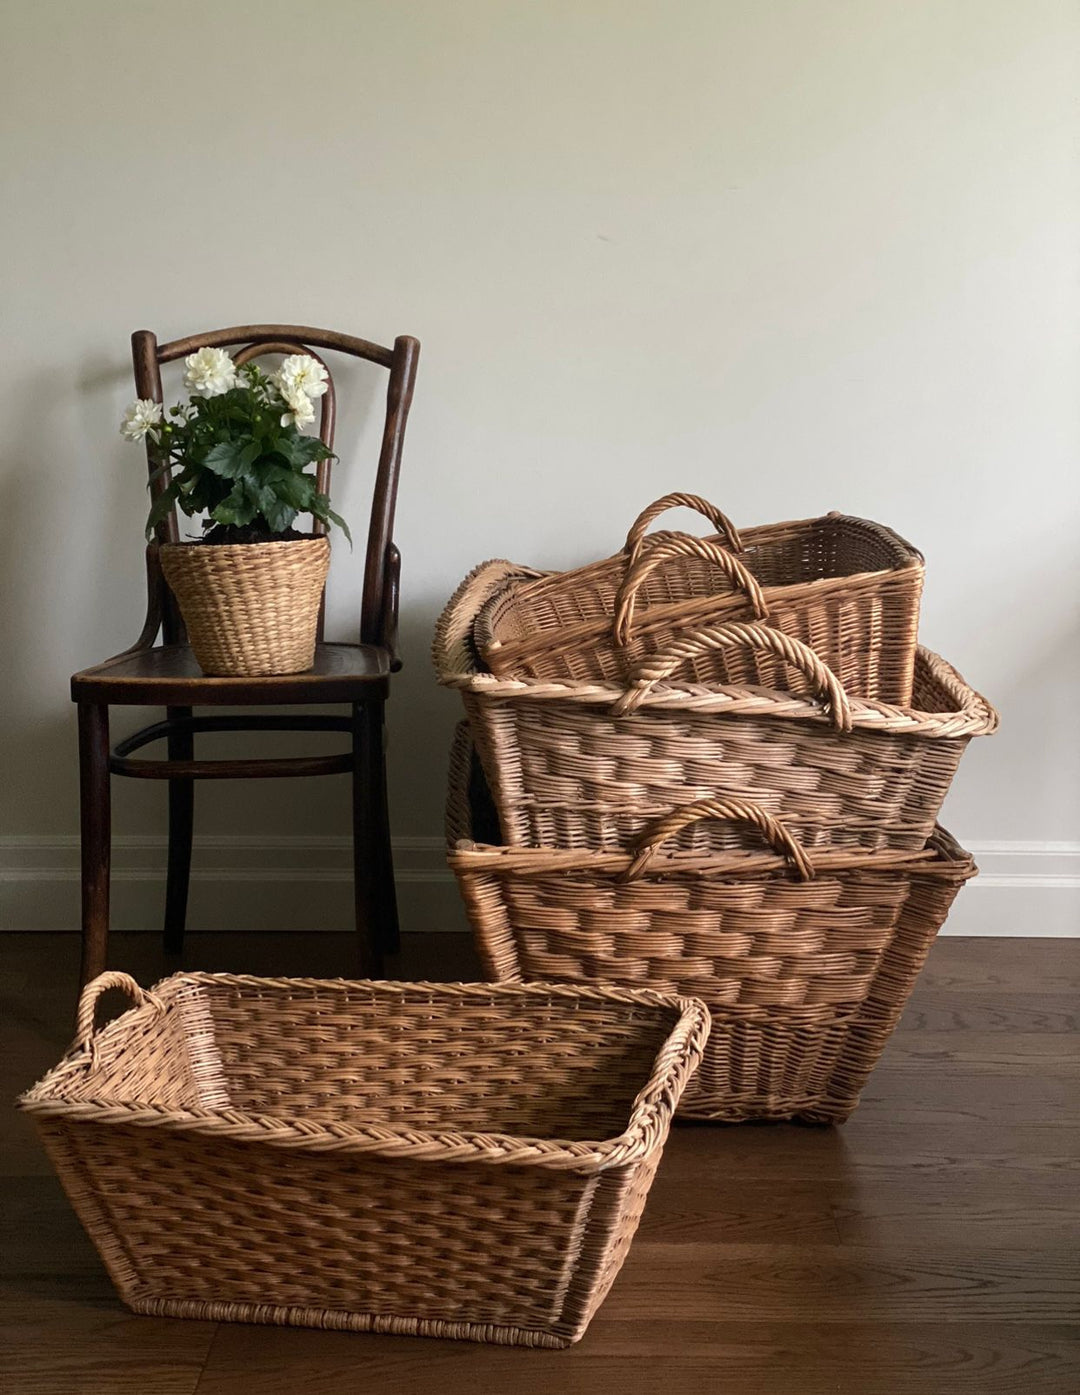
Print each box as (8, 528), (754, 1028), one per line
(160, 535), (330, 553)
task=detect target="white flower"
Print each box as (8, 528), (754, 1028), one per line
(280, 386), (316, 429)
(273, 353), (328, 402)
(120, 398), (163, 441)
(183, 346), (238, 397)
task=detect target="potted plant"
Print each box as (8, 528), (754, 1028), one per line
(121, 348), (350, 676)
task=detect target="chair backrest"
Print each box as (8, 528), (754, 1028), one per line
(132, 324), (419, 648)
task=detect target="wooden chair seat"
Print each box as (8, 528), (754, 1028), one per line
(72, 642), (391, 707)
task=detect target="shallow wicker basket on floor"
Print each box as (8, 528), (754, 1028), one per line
(18, 972), (709, 1348)
(446, 775), (976, 1124)
(435, 561), (997, 855)
(474, 492), (924, 705)
(160, 536), (330, 676)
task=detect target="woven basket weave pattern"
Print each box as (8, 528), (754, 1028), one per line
(20, 975), (709, 1348)
(160, 538), (330, 676)
(476, 511), (923, 705)
(446, 752), (974, 1122)
(436, 562), (997, 856)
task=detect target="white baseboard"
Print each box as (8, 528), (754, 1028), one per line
(942, 841), (1080, 937)
(0, 836), (1076, 936)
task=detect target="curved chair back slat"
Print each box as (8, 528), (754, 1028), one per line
(156, 324), (395, 368)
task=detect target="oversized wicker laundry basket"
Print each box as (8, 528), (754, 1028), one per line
(474, 492), (924, 705)
(19, 973), (709, 1349)
(435, 561), (997, 855)
(447, 777), (976, 1124)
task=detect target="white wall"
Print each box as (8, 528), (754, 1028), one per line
(2, 0), (1077, 933)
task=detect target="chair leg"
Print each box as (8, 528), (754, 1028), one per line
(369, 699), (400, 956)
(352, 701), (393, 977)
(78, 703), (111, 989)
(164, 706), (194, 957)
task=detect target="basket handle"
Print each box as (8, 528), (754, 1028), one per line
(624, 492), (744, 558)
(613, 533), (769, 645)
(612, 621), (853, 731)
(625, 797), (816, 881)
(74, 971), (165, 1056)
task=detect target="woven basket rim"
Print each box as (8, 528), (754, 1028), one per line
(449, 824), (976, 884)
(159, 536), (330, 558)
(450, 830), (968, 876)
(480, 510), (923, 621)
(18, 974), (710, 1173)
(434, 561), (998, 739)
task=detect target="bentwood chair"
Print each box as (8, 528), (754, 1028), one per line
(71, 325), (420, 988)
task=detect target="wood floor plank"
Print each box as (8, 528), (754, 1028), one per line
(661, 1119), (1080, 1178)
(608, 1241), (1080, 1323)
(840, 1126), (1079, 1173)
(828, 1171), (1079, 1246)
(874, 1032), (1080, 1076)
(914, 938), (1080, 993)
(0, 1283), (215, 1395)
(1, 1179), (104, 1282)
(843, 1074), (1075, 1127)
(638, 1176), (841, 1244)
(894, 993), (1080, 1034)
(0, 929), (485, 1001)
(192, 1321), (1080, 1395)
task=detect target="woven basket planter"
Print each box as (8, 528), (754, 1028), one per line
(435, 561), (997, 856)
(446, 774), (976, 1124)
(474, 492), (924, 706)
(160, 537), (330, 676)
(19, 972), (709, 1348)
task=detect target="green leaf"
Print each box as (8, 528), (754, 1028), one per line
(241, 478), (296, 535)
(269, 470), (317, 510)
(261, 494), (297, 534)
(273, 432), (332, 468)
(327, 508), (351, 545)
(210, 487), (257, 528)
(201, 441), (249, 479)
(269, 438), (301, 468)
(313, 494), (352, 546)
(293, 434), (329, 464)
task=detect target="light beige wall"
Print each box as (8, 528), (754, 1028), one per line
(2, 1), (1077, 930)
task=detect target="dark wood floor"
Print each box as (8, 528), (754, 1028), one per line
(3, 932), (1078, 1394)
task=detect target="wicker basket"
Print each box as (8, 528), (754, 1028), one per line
(435, 561), (998, 855)
(447, 718), (504, 845)
(160, 537), (330, 676)
(474, 493), (924, 705)
(18, 972), (709, 1348)
(447, 778), (976, 1124)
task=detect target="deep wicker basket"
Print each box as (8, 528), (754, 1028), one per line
(19, 972), (709, 1348)
(446, 766), (975, 1124)
(160, 536), (329, 676)
(435, 561), (998, 855)
(474, 493), (924, 705)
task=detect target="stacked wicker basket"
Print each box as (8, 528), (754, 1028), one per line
(437, 492), (998, 1123)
